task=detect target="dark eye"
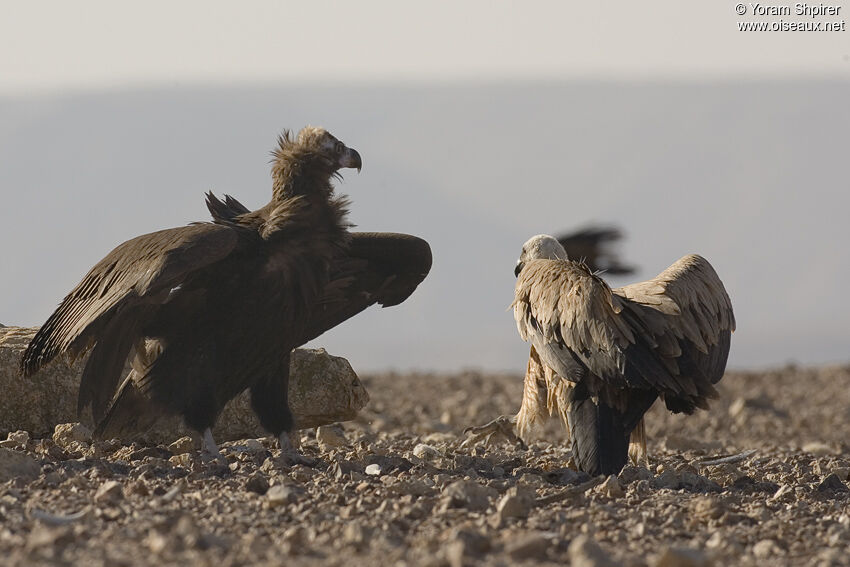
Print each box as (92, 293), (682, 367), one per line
(335, 141), (344, 154)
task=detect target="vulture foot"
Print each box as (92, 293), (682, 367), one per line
(461, 415), (527, 450)
(279, 432), (318, 467)
(201, 428), (228, 466)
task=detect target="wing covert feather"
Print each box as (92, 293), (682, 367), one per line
(513, 255), (735, 403)
(21, 224), (240, 375)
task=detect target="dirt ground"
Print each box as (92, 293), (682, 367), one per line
(1, 363), (849, 566)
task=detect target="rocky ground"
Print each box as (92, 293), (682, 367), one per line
(1, 364), (850, 566)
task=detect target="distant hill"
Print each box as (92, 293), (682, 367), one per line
(1, 80), (848, 371)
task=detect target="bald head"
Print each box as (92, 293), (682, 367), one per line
(515, 234), (568, 277)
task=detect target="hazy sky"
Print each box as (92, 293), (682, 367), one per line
(1, 0), (848, 94)
(1, 3), (848, 373)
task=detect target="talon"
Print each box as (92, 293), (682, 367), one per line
(461, 415), (527, 450)
(279, 432), (317, 467)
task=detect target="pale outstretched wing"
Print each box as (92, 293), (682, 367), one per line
(513, 255), (734, 410)
(21, 224), (240, 418)
(613, 254), (735, 411)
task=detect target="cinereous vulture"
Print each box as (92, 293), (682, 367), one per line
(21, 126), (430, 464)
(466, 234), (734, 476)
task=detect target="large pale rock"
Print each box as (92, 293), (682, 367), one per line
(0, 326), (369, 443)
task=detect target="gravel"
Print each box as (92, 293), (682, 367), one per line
(1, 364), (849, 566)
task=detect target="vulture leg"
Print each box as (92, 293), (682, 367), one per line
(461, 415), (527, 450)
(628, 418), (649, 467)
(249, 353), (316, 467)
(201, 428), (227, 466)
(567, 382), (656, 476)
(279, 432), (317, 467)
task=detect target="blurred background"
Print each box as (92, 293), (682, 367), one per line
(1, 1), (848, 372)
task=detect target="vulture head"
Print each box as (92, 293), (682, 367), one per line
(271, 126), (362, 198)
(515, 234), (568, 277)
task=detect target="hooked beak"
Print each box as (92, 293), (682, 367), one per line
(514, 261), (524, 278)
(339, 147), (362, 172)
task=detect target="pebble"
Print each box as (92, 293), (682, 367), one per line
(0, 430), (30, 449)
(0, 448), (40, 482)
(316, 425), (347, 449)
(598, 475), (624, 499)
(801, 442), (835, 456)
(245, 474), (270, 495)
(94, 480), (123, 504)
(752, 539), (781, 558)
(440, 480), (497, 512)
(412, 443), (441, 461)
(568, 534), (617, 567)
(365, 464), (382, 476)
(266, 484), (303, 508)
(505, 532), (549, 562)
(52, 423), (92, 448)
(816, 473), (848, 492)
(495, 485), (536, 522)
(654, 547), (711, 567)
(168, 437), (195, 455)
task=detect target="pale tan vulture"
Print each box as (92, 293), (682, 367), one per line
(465, 234), (734, 476)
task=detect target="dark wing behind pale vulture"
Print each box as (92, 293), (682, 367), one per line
(556, 226), (634, 276)
(513, 254), (734, 412)
(21, 224), (241, 419)
(205, 192), (432, 346)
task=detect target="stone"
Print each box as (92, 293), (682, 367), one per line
(245, 474), (270, 495)
(0, 430), (30, 449)
(168, 437), (194, 455)
(440, 480), (497, 512)
(412, 443), (441, 461)
(0, 448), (40, 482)
(654, 547), (712, 567)
(506, 532), (549, 561)
(365, 464), (382, 476)
(94, 480), (124, 504)
(230, 438), (265, 453)
(689, 496), (724, 520)
(316, 425), (347, 449)
(568, 534), (617, 567)
(752, 539), (780, 558)
(816, 473), (848, 492)
(52, 423), (92, 447)
(495, 485), (536, 521)
(598, 475), (625, 498)
(0, 326), (368, 442)
(266, 484), (303, 508)
(802, 442), (836, 456)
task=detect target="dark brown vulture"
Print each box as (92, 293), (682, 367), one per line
(21, 126), (430, 464)
(466, 235), (734, 476)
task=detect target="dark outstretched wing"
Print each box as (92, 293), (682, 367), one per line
(298, 232), (432, 345)
(205, 193), (432, 346)
(513, 255), (734, 410)
(557, 226), (634, 276)
(21, 223), (240, 418)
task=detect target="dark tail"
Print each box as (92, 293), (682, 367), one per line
(568, 382), (656, 476)
(93, 370), (164, 440)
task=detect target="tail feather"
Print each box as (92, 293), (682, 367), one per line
(568, 383), (656, 476)
(93, 370), (165, 440)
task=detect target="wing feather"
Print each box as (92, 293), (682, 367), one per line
(21, 223), (239, 376)
(513, 254), (734, 408)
